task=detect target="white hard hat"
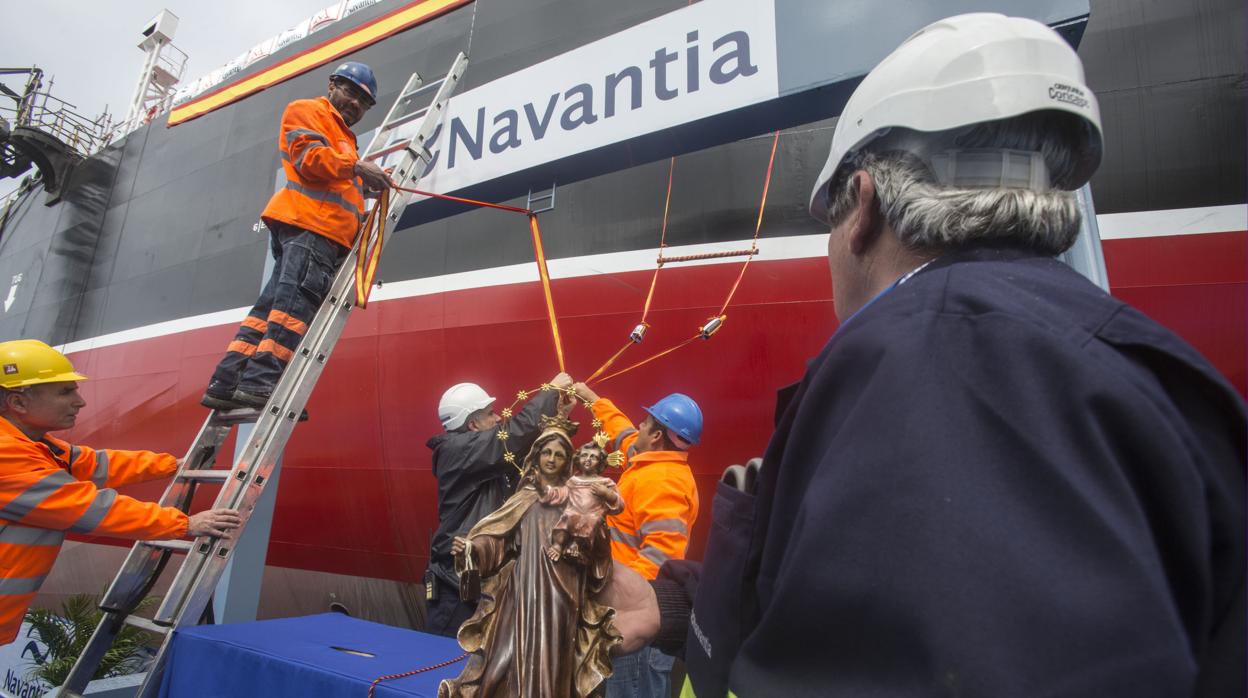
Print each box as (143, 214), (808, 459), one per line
(438, 382), (495, 430)
(810, 13), (1103, 223)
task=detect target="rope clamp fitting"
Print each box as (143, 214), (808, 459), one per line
(700, 315), (726, 340)
(629, 323), (649, 344)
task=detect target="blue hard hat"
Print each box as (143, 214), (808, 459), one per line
(330, 62), (378, 104)
(643, 393), (703, 447)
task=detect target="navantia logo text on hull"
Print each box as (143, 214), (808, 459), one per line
(407, 0), (779, 194)
(444, 29), (759, 167)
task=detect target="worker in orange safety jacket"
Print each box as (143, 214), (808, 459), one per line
(202, 61), (393, 412)
(0, 340), (241, 643)
(573, 381), (700, 698)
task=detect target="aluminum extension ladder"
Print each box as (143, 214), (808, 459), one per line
(58, 52), (469, 698)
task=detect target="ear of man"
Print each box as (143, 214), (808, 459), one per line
(847, 171), (883, 256)
(653, 425), (679, 452)
(0, 388), (26, 415)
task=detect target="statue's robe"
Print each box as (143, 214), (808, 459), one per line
(439, 483), (620, 698)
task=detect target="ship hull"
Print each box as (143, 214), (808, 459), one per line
(0, 0), (1241, 629)
(37, 217), (1247, 625)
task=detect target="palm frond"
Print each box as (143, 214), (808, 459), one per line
(23, 593), (159, 687)
(23, 608), (72, 658)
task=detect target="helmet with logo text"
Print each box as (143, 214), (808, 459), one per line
(0, 340), (88, 389)
(809, 13), (1103, 224)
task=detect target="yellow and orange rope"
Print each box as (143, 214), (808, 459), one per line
(361, 130), (781, 383)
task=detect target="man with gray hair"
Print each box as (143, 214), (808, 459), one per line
(604, 13), (1245, 697)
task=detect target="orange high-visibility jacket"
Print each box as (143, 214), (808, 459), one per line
(0, 417), (186, 643)
(261, 96), (366, 248)
(592, 398), (699, 580)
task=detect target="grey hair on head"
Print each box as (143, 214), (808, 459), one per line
(823, 112), (1087, 256)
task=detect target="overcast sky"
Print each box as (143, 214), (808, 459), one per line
(2, 0), (332, 122)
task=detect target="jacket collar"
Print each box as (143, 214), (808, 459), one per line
(625, 449), (689, 471)
(0, 415), (66, 458)
(0, 415), (29, 443)
(925, 243), (1049, 272)
(316, 96), (357, 143)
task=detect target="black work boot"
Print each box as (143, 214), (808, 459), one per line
(231, 389), (271, 408)
(232, 389), (310, 421)
(201, 391), (245, 411)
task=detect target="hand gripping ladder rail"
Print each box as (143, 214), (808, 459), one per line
(58, 52), (469, 698)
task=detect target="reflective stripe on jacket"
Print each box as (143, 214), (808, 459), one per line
(261, 96), (366, 248)
(679, 677), (738, 698)
(0, 417), (186, 643)
(592, 398), (699, 580)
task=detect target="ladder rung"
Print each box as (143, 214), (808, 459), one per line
(527, 185), (557, 214)
(658, 248), (758, 265)
(125, 615), (170, 635)
(179, 469), (230, 483)
(380, 108), (429, 133)
(400, 79), (440, 101)
(208, 408), (261, 426)
(364, 138), (423, 162)
(142, 540), (192, 553)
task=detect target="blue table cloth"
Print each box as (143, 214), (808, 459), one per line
(158, 613), (466, 697)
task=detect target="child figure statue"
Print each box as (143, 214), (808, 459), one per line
(541, 438), (624, 564)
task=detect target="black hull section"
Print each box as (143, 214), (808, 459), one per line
(0, 0), (1241, 347)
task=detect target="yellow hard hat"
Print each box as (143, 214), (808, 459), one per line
(0, 340), (88, 389)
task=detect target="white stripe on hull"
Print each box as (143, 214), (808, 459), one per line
(58, 204), (1245, 357)
(1096, 204), (1245, 240)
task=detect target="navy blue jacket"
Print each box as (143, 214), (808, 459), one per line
(425, 390), (557, 587)
(667, 246), (1245, 697)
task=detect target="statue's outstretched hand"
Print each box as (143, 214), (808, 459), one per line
(600, 562), (660, 655)
(451, 536), (469, 558)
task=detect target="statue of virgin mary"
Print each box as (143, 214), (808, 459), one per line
(439, 415), (621, 697)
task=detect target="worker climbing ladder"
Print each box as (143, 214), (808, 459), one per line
(58, 52), (469, 698)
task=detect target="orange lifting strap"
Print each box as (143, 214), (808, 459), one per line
(362, 127), (779, 383)
(588, 130), (781, 385)
(370, 184), (567, 372)
(354, 187), (391, 308)
(582, 156), (677, 384)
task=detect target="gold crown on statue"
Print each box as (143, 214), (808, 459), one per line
(591, 432), (610, 450)
(539, 413), (579, 437)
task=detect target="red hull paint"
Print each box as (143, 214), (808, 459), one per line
(61, 231), (1246, 583)
(1102, 231), (1247, 392)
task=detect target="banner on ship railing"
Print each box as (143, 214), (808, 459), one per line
(167, 0), (469, 126)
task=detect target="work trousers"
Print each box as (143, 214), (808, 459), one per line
(606, 644), (675, 698)
(207, 222), (348, 398)
(423, 576), (477, 638)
